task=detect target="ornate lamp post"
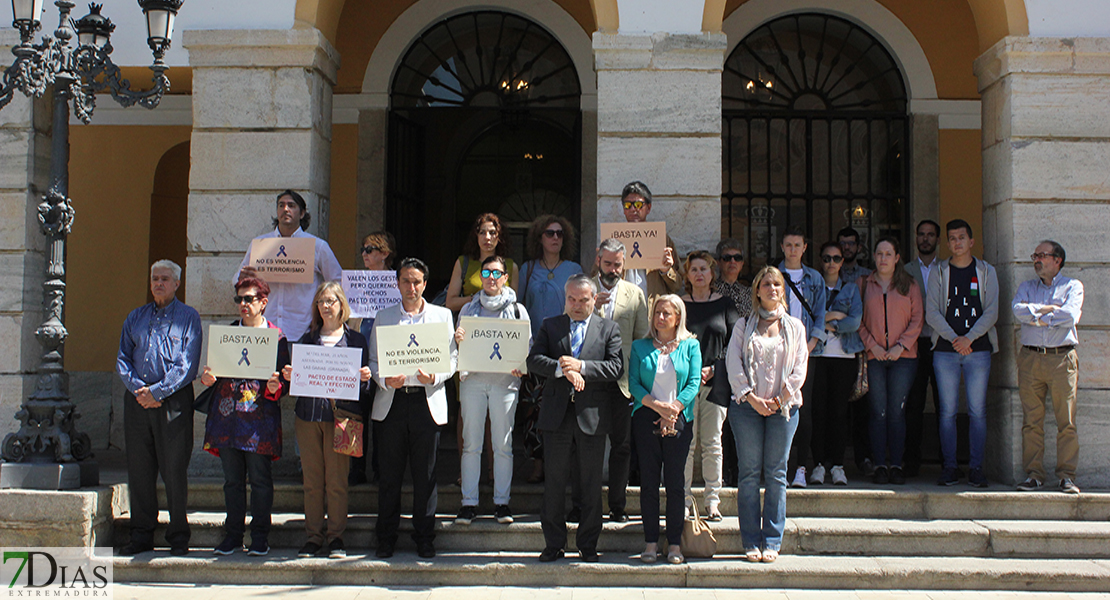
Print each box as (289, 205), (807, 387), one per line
(0, 0), (183, 489)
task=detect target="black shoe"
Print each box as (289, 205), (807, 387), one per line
(1016, 476), (1044, 491)
(968, 467), (989, 488)
(213, 537), (243, 556)
(455, 505), (478, 525)
(348, 470), (368, 486)
(375, 541), (395, 559)
(169, 546), (189, 557)
(889, 466), (906, 485)
(872, 465), (889, 485)
(297, 542), (323, 558)
(328, 539), (346, 559)
(609, 510), (629, 523)
(494, 505), (514, 524)
(579, 548), (599, 562)
(937, 467), (959, 486)
(538, 548), (564, 562)
(119, 542), (153, 557)
(566, 507), (581, 523)
(246, 539), (269, 557)
(416, 542), (436, 559)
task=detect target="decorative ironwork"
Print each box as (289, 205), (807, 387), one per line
(722, 14), (909, 269)
(391, 11), (580, 109)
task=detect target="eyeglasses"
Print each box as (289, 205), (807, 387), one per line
(719, 254), (743, 262)
(1031, 253), (1057, 261)
(316, 298), (339, 307)
(542, 229), (564, 239)
(233, 294), (262, 304)
(481, 269), (506, 279)
(622, 200), (648, 210)
(821, 255), (844, 264)
(361, 245), (382, 254)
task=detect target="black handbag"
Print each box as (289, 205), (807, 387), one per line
(193, 384), (216, 414)
(706, 357), (732, 407)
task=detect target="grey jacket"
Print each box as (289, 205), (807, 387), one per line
(925, 258), (1000, 354)
(904, 256), (936, 339)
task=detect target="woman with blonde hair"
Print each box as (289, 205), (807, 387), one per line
(726, 266), (809, 563)
(628, 294), (702, 564)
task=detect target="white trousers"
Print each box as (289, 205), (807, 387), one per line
(459, 374), (518, 506)
(684, 386), (727, 509)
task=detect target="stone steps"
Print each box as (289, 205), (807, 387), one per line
(111, 550), (1110, 591)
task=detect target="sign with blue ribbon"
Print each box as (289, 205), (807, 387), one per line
(206, 324), (282, 380)
(598, 221), (667, 271)
(249, 237), (315, 284)
(375, 321), (455, 378)
(457, 316), (531, 375)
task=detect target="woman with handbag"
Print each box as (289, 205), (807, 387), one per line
(681, 250), (739, 521)
(858, 237), (923, 485)
(629, 294), (702, 564)
(808, 242), (864, 486)
(452, 255), (531, 525)
(281, 281), (372, 559)
(726, 266), (809, 563)
(199, 277), (288, 557)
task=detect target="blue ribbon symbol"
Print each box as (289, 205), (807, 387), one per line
(408, 333), (419, 347)
(238, 348), (250, 366)
(490, 343), (502, 360)
(277, 245), (288, 257)
(631, 241), (643, 258)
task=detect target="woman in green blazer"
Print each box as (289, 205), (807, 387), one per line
(628, 294), (702, 565)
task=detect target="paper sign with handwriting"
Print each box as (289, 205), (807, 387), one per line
(249, 237), (315, 284)
(375, 322), (454, 378)
(289, 344), (363, 401)
(342, 270), (401, 319)
(458, 316), (531, 375)
(599, 221), (666, 270)
(206, 324), (282, 380)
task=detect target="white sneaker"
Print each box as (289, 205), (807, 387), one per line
(809, 464), (826, 485)
(791, 467), (808, 488)
(830, 465), (848, 486)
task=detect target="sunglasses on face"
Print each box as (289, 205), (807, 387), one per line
(821, 255), (844, 264)
(542, 229), (564, 239)
(719, 254), (744, 262)
(481, 269), (506, 280)
(361, 245), (382, 254)
(233, 294), (262, 304)
(622, 200), (648, 210)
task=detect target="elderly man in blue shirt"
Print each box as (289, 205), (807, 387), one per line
(1012, 240), (1084, 495)
(116, 259), (203, 556)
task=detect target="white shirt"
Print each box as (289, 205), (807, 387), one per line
(625, 268), (649, 298)
(598, 278), (618, 320)
(918, 257), (934, 291)
(236, 227), (344, 342)
(785, 267), (805, 321)
(650, 352), (678, 404)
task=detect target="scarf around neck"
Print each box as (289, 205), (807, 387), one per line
(741, 303), (798, 415)
(465, 286), (519, 319)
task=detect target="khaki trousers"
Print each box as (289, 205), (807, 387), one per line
(1017, 347), (1079, 481)
(295, 417), (350, 545)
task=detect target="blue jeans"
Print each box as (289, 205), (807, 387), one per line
(933, 350), (991, 470)
(728, 402), (799, 552)
(867, 358), (917, 468)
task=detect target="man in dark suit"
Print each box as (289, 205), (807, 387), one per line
(528, 274), (624, 563)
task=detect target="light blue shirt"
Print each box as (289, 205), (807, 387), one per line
(1012, 273), (1083, 348)
(116, 299), (203, 401)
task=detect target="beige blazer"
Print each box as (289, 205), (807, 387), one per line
(595, 277), (650, 397)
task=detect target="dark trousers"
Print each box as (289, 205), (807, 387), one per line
(350, 385), (379, 481)
(572, 392), (632, 513)
(633, 407), (692, 545)
(904, 343), (938, 472)
(787, 357), (817, 476)
(850, 393), (872, 471)
(543, 403), (606, 552)
(375, 389), (440, 546)
(722, 420), (738, 485)
(219, 448), (274, 543)
(124, 386), (194, 548)
(810, 357), (857, 467)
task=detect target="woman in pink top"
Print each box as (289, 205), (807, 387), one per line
(857, 237), (923, 486)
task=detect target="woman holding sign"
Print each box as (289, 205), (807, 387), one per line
(452, 255), (531, 526)
(200, 277), (289, 557)
(281, 282), (372, 559)
(628, 294), (702, 564)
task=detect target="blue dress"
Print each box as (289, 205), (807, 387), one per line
(520, 259), (583, 337)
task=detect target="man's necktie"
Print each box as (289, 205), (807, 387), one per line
(571, 320), (586, 358)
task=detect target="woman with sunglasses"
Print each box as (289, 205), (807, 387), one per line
(444, 213), (518, 312)
(806, 242), (864, 486)
(199, 277), (289, 557)
(281, 282), (372, 559)
(453, 256), (531, 525)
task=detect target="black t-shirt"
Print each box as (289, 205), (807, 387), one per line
(935, 259), (992, 353)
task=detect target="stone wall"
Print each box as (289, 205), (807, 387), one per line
(976, 37), (1110, 488)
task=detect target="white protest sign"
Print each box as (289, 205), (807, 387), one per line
(457, 316), (530, 375)
(599, 221), (667, 270)
(206, 324), (281, 380)
(249, 237), (315, 284)
(375, 322), (454, 378)
(342, 270), (401, 319)
(289, 344), (363, 401)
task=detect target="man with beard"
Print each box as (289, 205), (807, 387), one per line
(903, 219), (941, 478)
(837, 227), (872, 286)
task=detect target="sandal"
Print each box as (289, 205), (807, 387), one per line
(761, 549), (779, 563)
(667, 548), (684, 564)
(640, 543), (658, 564)
(745, 548), (762, 563)
(705, 507), (723, 522)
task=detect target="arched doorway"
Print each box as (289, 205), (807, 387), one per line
(387, 10), (582, 291)
(147, 141), (190, 303)
(722, 13), (909, 269)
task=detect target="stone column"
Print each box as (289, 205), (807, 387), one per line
(182, 29), (339, 473)
(0, 31), (51, 446)
(975, 37), (1110, 488)
(593, 33), (726, 255)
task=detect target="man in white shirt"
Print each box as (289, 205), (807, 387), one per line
(236, 190), (343, 342)
(904, 219), (940, 478)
